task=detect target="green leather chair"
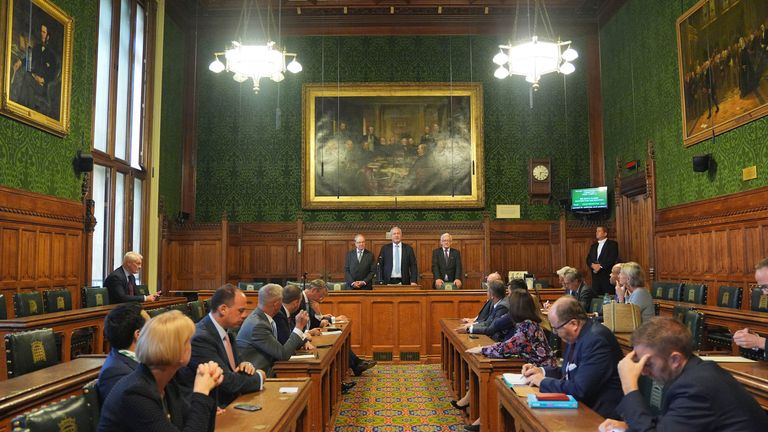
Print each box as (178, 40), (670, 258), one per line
(81, 287), (109, 308)
(716, 286), (742, 309)
(683, 309), (706, 351)
(238, 282), (265, 291)
(187, 300), (206, 322)
(169, 303), (190, 317)
(533, 279), (551, 289)
(671, 305), (689, 323)
(651, 281), (682, 301)
(325, 281), (346, 291)
(638, 375), (665, 416)
(750, 287), (768, 313)
(146, 307), (168, 318)
(681, 283), (707, 304)
(13, 292), (44, 317)
(0, 294), (7, 320)
(11, 391), (99, 432)
(5, 328), (59, 378)
(43, 289), (72, 313)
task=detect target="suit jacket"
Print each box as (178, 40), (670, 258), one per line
(292, 292), (324, 330)
(431, 247), (463, 287)
(236, 308), (305, 376)
(471, 297), (512, 341)
(98, 363), (215, 432)
(180, 315), (263, 406)
(377, 242), (419, 284)
(97, 348), (138, 404)
(540, 319), (623, 418)
(344, 248), (376, 289)
(617, 356), (768, 432)
(586, 239), (619, 295)
(476, 299), (493, 322)
(274, 305), (293, 344)
(104, 266), (144, 304)
(570, 281), (597, 313)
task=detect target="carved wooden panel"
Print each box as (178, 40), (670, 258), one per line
(370, 301), (396, 350)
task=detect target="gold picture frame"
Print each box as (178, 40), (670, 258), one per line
(302, 82), (485, 210)
(677, 0), (768, 147)
(1, 0), (73, 136)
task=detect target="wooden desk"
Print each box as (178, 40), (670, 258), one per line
(271, 324), (351, 432)
(0, 297), (184, 379)
(216, 378), (311, 432)
(0, 356), (105, 432)
(494, 376), (604, 432)
(440, 318), (525, 432)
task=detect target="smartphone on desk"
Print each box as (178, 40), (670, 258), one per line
(468, 335), (479, 339)
(233, 403), (262, 412)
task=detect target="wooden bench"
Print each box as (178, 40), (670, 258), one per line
(216, 377), (311, 432)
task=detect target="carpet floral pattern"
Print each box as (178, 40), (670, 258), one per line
(334, 364), (465, 431)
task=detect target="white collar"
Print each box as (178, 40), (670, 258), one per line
(208, 313), (228, 340)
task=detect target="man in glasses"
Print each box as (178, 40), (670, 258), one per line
(733, 258), (768, 359)
(521, 296), (623, 418)
(599, 317), (768, 432)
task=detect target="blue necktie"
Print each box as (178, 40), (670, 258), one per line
(271, 320), (278, 338)
(394, 244), (401, 275)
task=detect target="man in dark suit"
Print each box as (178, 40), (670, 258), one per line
(237, 284), (309, 377)
(432, 233), (463, 289)
(455, 280), (512, 341)
(96, 303), (148, 403)
(460, 272), (503, 324)
(586, 226), (619, 296)
(345, 234), (376, 289)
(564, 269), (597, 313)
(599, 317), (768, 432)
(104, 252), (159, 304)
(523, 296), (623, 418)
(181, 284), (265, 406)
(377, 226), (419, 285)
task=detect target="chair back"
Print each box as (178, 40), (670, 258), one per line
(533, 279), (551, 289)
(135, 285), (150, 296)
(739, 346), (765, 361)
(716, 286), (742, 309)
(638, 375), (665, 416)
(82, 379), (100, 416)
(43, 290), (72, 313)
(750, 287), (768, 312)
(11, 392), (99, 432)
(681, 283), (707, 304)
(81, 287), (109, 308)
(672, 305), (689, 323)
(146, 307), (168, 317)
(0, 294), (7, 320)
(5, 328), (59, 378)
(238, 282), (265, 291)
(325, 281), (345, 291)
(187, 300), (206, 322)
(168, 303), (190, 317)
(13, 292), (44, 317)
(651, 281), (682, 301)
(683, 309), (705, 351)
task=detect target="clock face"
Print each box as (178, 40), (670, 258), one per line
(532, 165), (549, 181)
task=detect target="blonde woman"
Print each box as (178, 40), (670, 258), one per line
(98, 310), (223, 432)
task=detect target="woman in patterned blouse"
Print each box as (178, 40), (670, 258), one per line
(451, 290), (557, 432)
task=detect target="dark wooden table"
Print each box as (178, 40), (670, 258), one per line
(216, 378), (311, 432)
(0, 356), (105, 432)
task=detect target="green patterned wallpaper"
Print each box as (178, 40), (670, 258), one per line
(602, 0), (768, 209)
(159, 15), (185, 218)
(0, 0), (95, 201)
(195, 36), (592, 222)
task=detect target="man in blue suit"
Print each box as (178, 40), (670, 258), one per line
(96, 303), (148, 403)
(377, 227), (419, 285)
(456, 280), (512, 341)
(522, 296), (623, 418)
(599, 317), (768, 432)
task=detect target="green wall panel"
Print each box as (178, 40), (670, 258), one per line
(158, 15), (185, 218)
(601, 0), (768, 209)
(0, 0), (96, 201)
(195, 36), (592, 222)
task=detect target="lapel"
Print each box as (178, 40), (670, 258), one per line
(203, 315), (236, 369)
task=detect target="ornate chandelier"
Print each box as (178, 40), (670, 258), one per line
(208, 0), (302, 94)
(492, 0), (577, 91)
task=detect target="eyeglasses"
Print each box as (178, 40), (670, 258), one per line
(552, 319), (574, 332)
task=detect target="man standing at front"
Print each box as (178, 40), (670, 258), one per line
(586, 226), (619, 296)
(599, 317), (768, 432)
(378, 226), (419, 285)
(432, 233), (463, 289)
(522, 296), (623, 417)
(344, 234), (376, 289)
(104, 252), (159, 304)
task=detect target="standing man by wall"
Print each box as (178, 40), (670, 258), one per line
(586, 226), (619, 296)
(344, 234), (376, 289)
(377, 226), (419, 285)
(432, 233), (463, 289)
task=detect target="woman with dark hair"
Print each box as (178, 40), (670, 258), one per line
(451, 290), (557, 431)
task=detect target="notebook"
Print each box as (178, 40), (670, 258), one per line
(526, 393), (578, 409)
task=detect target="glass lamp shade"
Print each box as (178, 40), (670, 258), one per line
(562, 47), (579, 62)
(208, 58), (225, 73)
(493, 51), (509, 66)
(507, 37), (561, 83)
(287, 59), (303, 73)
(559, 62), (575, 75)
(494, 66), (510, 79)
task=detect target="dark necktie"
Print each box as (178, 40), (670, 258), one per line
(128, 274), (136, 296)
(444, 248), (450, 264)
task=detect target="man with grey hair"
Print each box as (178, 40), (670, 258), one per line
(377, 226), (419, 285)
(344, 234), (375, 290)
(432, 233), (463, 289)
(236, 284), (309, 376)
(461, 272), (502, 324)
(563, 269), (596, 313)
(105, 251), (159, 304)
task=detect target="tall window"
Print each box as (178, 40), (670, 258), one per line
(91, 0), (153, 286)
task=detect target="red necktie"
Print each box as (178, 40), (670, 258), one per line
(222, 334), (237, 370)
(128, 275), (136, 296)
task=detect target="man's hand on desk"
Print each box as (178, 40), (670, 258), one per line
(410, 282), (419, 286)
(435, 279), (445, 288)
(308, 328), (322, 337)
(234, 361), (255, 375)
(598, 419), (628, 432)
(304, 341), (316, 350)
(521, 363), (545, 386)
(465, 346), (483, 354)
(734, 328), (765, 350)
(454, 280), (462, 288)
(454, 326), (469, 334)
(320, 319), (330, 328)
(335, 315), (349, 322)
(460, 317), (475, 324)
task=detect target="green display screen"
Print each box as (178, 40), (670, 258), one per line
(571, 187), (608, 210)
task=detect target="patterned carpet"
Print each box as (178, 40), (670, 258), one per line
(334, 364), (465, 432)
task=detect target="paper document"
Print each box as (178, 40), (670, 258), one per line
(702, 356), (756, 363)
(503, 373), (527, 385)
(279, 387), (299, 394)
(289, 354), (316, 360)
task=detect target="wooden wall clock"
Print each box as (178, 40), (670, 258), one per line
(528, 158), (551, 204)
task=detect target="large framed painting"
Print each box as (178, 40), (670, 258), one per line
(677, 0), (768, 146)
(2, 0), (73, 136)
(302, 83), (484, 210)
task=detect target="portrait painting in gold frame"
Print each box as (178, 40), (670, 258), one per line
(302, 82), (484, 210)
(2, 0), (73, 136)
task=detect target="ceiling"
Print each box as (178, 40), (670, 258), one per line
(176, 0), (628, 36)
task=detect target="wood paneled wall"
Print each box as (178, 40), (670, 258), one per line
(0, 186), (84, 317)
(655, 187), (768, 296)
